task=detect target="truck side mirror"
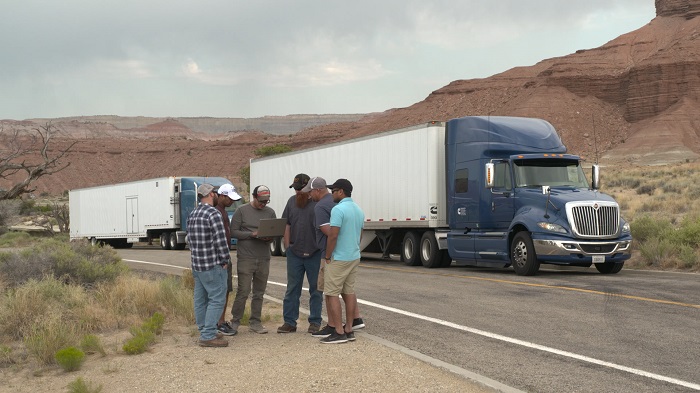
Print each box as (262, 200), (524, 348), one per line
(591, 165), (600, 190)
(485, 163), (495, 189)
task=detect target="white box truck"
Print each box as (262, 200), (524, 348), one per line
(250, 116), (631, 275)
(69, 176), (240, 250)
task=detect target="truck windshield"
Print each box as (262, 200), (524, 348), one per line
(513, 159), (589, 188)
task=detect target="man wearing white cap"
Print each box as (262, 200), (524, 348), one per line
(214, 183), (242, 336)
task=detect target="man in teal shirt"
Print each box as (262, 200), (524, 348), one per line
(320, 178), (364, 344)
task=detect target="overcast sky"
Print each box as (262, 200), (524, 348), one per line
(0, 1), (656, 120)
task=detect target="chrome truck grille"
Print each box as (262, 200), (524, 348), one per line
(566, 202), (620, 238)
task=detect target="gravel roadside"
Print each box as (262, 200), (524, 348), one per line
(1, 301), (501, 393)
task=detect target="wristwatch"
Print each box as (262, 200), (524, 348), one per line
(324, 257), (331, 261)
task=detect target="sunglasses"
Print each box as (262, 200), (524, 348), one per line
(331, 189), (341, 194)
(257, 199), (269, 204)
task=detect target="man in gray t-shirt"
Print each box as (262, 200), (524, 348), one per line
(277, 174), (323, 334)
(229, 185), (276, 334)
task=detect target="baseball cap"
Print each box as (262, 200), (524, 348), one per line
(301, 176), (327, 193)
(253, 185), (271, 201)
(327, 178), (353, 194)
(197, 183), (215, 197)
(289, 173), (310, 190)
(217, 183), (242, 201)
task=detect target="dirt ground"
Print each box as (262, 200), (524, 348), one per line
(0, 301), (496, 393)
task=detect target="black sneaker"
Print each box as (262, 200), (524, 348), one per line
(217, 321), (237, 336)
(311, 324), (335, 338)
(320, 331), (348, 344)
(345, 331), (356, 341)
(352, 318), (365, 330)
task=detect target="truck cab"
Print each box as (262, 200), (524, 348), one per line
(445, 116), (632, 275)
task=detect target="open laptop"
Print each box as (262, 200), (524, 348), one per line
(256, 218), (287, 237)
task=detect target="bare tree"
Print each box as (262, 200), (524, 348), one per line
(51, 202), (70, 233)
(0, 123), (77, 200)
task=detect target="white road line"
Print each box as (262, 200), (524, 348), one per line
(124, 259), (700, 391)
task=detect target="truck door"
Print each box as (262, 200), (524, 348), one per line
(484, 160), (515, 229)
(126, 197), (138, 234)
(447, 162), (478, 262)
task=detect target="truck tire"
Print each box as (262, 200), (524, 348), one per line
(279, 240), (287, 257)
(160, 233), (171, 250)
(90, 237), (100, 246)
(595, 262), (623, 274)
(169, 232), (182, 250)
(402, 232), (421, 266)
(439, 250), (452, 268)
(420, 231), (442, 268)
(270, 238), (281, 256)
(510, 232), (540, 276)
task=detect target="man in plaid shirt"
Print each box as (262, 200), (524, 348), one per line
(187, 183), (231, 347)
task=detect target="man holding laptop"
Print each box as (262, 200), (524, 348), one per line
(229, 185), (278, 335)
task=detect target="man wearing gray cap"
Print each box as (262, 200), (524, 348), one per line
(187, 183), (231, 347)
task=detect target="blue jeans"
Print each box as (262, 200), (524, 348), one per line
(282, 249), (322, 326)
(193, 265), (227, 340)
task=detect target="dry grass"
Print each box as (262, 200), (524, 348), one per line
(603, 161), (700, 271)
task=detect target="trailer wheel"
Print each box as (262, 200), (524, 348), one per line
(595, 262), (623, 274)
(402, 232), (421, 266)
(279, 239), (287, 257)
(90, 237), (100, 246)
(169, 232), (183, 250)
(510, 232), (540, 276)
(270, 238), (281, 256)
(160, 233), (171, 250)
(420, 231), (442, 268)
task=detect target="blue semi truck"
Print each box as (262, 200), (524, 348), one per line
(250, 116), (632, 275)
(70, 176), (243, 250)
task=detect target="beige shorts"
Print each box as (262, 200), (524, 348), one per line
(318, 262), (325, 292)
(323, 258), (361, 296)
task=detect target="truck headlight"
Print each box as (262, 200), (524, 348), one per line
(621, 222), (631, 234)
(537, 222), (568, 234)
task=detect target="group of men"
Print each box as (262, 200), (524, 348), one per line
(187, 174), (365, 347)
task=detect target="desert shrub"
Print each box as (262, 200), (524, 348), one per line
(67, 377), (103, 393)
(55, 346), (85, 372)
(676, 244), (699, 270)
(0, 345), (16, 366)
(0, 239), (128, 287)
(19, 199), (36, 215)
(254, 144), (292, 157)
(80, 334), (105, 356)
(636, 184), (656, 196)
(0, 200), (21, 229)
(123, 312), (164, 355)
(0, 231), (33, 248)
(605, 175), (640, 189)
(637, 238), (675, 267)
(673, 216), (700, 247)
(630, 216), (673, 243)
(24, 311), (80, 365)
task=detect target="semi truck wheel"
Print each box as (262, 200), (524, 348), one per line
(595, 262), (623, 274)
(510, 232), (540, 276)
(270, 238), (281, 256)
(160, 233), (171, 250)
(402, 232), (421, 266)
(420, 231), (442, 268)
(169, 233), (180, 250)
(279, 239), (287, 257)
(439, 250), (453, 268)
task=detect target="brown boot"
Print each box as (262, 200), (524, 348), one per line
(199, 337), (228, 347)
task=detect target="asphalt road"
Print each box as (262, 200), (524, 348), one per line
(118, 246), (700, 393)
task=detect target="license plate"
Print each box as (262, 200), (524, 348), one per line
(592, 255), (605, 263)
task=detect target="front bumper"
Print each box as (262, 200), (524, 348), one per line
(533, 238), (632, 264)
